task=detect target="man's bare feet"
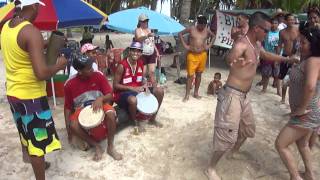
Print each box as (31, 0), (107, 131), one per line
(205, 168), (221, 180)
(277, 92), (281, 96)
(107, 147), (123, 161)
(133, 125), (146, 135)
(193, 94), (202, 99)
(226, 150), (242, 160)
(281, 99), (285, 104)
(299, 171), (315, 180)
(260, 90), (266, 94)
(183, 95), (189, 102)
(256, 81), (262, 86)
(93, 145), (104, 161)
(149, 120), (163, 128)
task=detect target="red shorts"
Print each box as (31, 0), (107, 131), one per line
(70, 104), (115, 142)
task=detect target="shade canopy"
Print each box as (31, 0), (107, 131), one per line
(107, 7), (185, 35)
(0, 0), (107, 30)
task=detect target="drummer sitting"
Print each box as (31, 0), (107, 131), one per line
(64, 54), (122, 161)
(113, 41), (164, 133)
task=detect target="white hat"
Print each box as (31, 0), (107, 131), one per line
(138, 14), (149, 21)
(16, 0), (46, 8)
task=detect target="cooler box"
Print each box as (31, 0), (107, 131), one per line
(46, 74), (68, 97)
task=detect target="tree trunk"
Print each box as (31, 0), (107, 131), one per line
(106, 0), (121, 14)
(180, 0), (192, 24)
(151, 0), (157, 10)
(196, 0), (207, 17)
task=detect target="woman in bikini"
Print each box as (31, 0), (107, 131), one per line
(275, 26), (320, 180)
(134, 13), (160, 87)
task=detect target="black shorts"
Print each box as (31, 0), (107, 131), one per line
(142, 51), (157, 65)
(279, 54), (291, 80)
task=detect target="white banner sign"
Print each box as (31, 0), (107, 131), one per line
(214, 10), (237, 49)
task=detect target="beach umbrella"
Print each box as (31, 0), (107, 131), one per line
(107, 6), (185, 35)
(0, 0), (107, 31)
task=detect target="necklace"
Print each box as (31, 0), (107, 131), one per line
(127, 58), (137, 75)
(245, 35), (260, 61)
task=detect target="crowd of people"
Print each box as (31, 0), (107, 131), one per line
(1, 0), (320, 180)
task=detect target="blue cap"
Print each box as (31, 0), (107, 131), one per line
(130, 41), (143, 50)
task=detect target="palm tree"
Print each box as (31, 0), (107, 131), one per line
(180, 0), (192, 24)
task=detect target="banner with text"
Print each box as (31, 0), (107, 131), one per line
(214, 10), (237, 49)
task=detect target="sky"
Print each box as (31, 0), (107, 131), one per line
(156, 0), (171, 16)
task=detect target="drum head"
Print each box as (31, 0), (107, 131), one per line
(136, 92), (159, 115)
(79, 106), (105, 129)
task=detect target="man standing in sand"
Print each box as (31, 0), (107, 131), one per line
(205, 12), (297, 180)
(179, 15), (215, 102)
(276, 13), (300, 104)
(1, 1), (67, 180)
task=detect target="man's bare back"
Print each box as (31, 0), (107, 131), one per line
(226, 36), (262, 92)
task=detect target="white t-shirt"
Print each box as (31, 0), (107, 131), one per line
(278, 23), (287, 31)
(139, 28), (155, 55)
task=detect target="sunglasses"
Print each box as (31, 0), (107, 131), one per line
(258, 25), (270, 33)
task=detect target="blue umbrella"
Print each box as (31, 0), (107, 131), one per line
(107, 7), (185, 35)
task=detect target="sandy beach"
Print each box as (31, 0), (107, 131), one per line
(0, 33), (319, 180)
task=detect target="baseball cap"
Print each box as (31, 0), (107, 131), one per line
(15, 0), (46, 8)
(129, 41), (143, 50)
(138, 14), (149, 21)
(72, 54), (94, 71)
(81, 43), (98, 54)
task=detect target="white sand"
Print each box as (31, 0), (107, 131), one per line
(0, 33), (319, 180)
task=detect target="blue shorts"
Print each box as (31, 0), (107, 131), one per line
(117, 91), (138, 110)
(116, 88), (154, 110)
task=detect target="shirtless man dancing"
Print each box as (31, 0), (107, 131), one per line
(206, 12), (297, 180)
(179, 15), (215, 102)
(276, 13), (300, 103)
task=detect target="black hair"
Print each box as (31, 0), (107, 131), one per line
(308, 7), (320, 18)
(72, 54), (93, 71)
(197, 15), (207, 24)
(249, 12), (271, 28)
(284, 13), (294, 20)
(214, 72), (221, 78)
(13, 0), (22, 16)
(299, 24), (320, 57)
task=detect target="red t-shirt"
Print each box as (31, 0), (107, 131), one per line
(64, 71), (112, 110)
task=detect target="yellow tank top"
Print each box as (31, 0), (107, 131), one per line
(1, 20), (46, 99)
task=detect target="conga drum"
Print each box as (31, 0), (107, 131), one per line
(136, 92), (159, 121)
(46, 31), (66, 66)
(78, 106), (107, 142)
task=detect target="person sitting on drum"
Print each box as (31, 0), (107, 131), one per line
(64, 54), (123, 161)
(113, 41), (164, 133)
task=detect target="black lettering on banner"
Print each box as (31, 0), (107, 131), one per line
(221, 36), (234, 45)
(225, 14), (232, 25)
(224, 14), (237, 27)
